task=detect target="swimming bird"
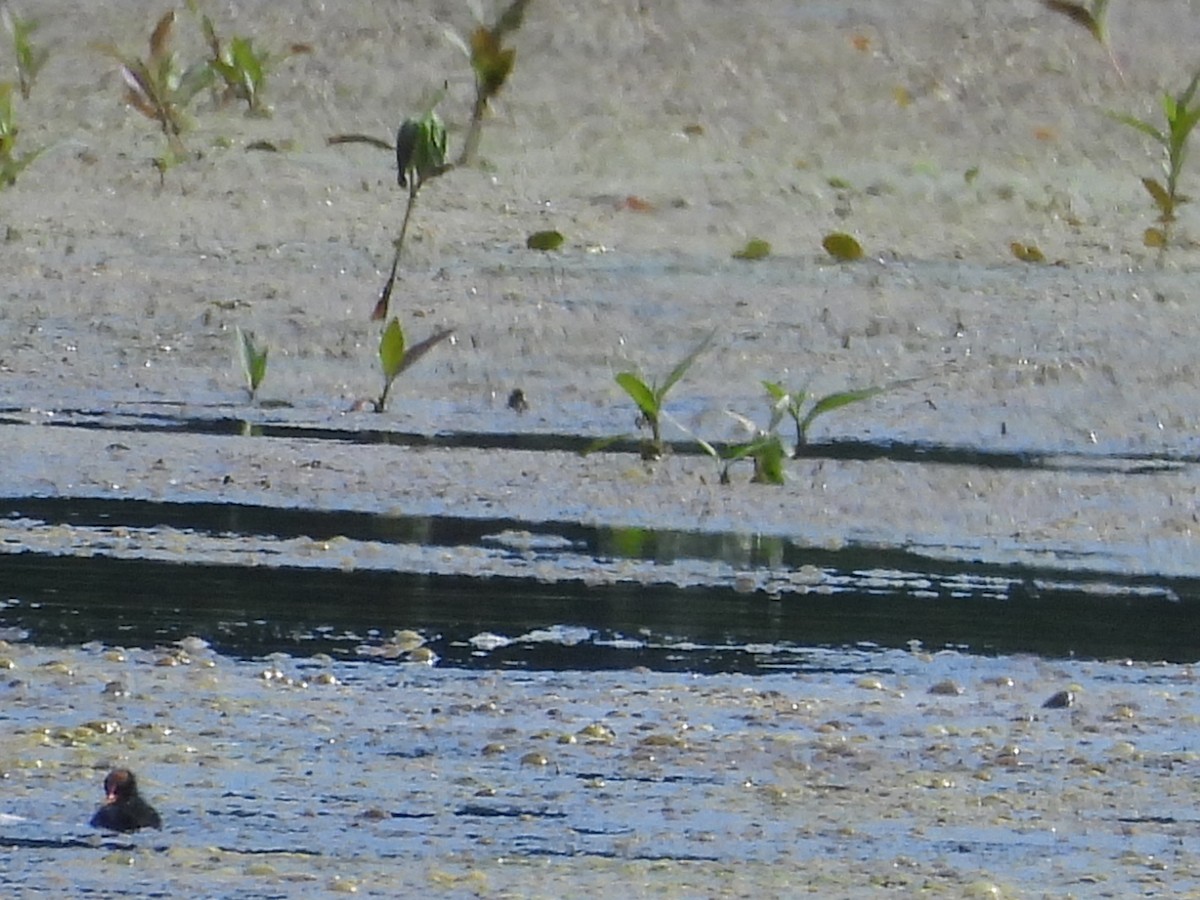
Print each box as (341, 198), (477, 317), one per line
(89, 768), (162, 833)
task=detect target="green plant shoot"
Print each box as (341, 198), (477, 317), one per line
(191, 1), (308, 115)
(1111, 71), (1200, 264)
(615, 331), (714, 459)
(0, 80), (40, 187)
(762, 380), (883, 453)
(715, 429), (790, 485)
(236, 327), (269, 401)
(208, 34), (267, 112)
(375, 318), (454, 412)
(95, 10), (213, 159)
(372, 103), (450, 321)
(1, 4), (48, 99)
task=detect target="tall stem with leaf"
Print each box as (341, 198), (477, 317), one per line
(371, 104), (450, 321)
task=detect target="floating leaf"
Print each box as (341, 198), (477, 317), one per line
(526, 229), (564, 251)
(1010, 241), (1046, 263)
(733, 238), (771, 260)
(822, 232), (863, 261)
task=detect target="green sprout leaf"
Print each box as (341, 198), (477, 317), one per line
(798, 387), (883, 438)
(375, 320), (454, 412)
(395, 108), (448, 189)
(526, 229), (564, 251)
(763, 380), (883, 450)
(236, 327), (269, 400)
(614, 331), (715, 459)
(750, 434), (787, 484)
(379, 317), (406, 381)
(732, 238), (771, 260)
(822, 232), (864, 262)
(614, 372), (657, 421)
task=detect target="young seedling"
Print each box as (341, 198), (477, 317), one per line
(1111, 71), (1200, 264)
(236, 327), (269, 402)
(0, 80), (40, 187)
(372, 102), (450, 321)
(762, 380), (883, 454)
(614, 331), (714, 460)
(190, 1), (309, 116)
(1, 4), (48, 99)
(713, 424), (790, 485)
(1041, 0), (1123, 83)
(375, 318), (454, 413)
(95, 10), (213, 160)
(448, 0), (531, 167)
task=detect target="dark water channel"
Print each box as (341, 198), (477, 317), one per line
(2, 494), (1198, 667)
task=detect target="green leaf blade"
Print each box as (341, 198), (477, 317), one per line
(379, 317), (406, 380)
(615, 372), (658, 420)
(659, 331), (715, 401)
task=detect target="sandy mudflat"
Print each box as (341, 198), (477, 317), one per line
(2, 0), (1200, 576)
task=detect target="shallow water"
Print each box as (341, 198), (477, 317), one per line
(2, 636), (1199, 898)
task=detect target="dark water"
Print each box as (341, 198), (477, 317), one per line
(2, 519), (1197, 668)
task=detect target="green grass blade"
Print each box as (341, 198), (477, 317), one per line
(658, 331), (715, 402)
(615, 372), (658, 420)
(1108, 111), (1165, 144)
(797, 387), (883, 441)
